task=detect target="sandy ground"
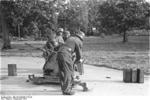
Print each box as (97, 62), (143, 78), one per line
(0, 56), (150, 96)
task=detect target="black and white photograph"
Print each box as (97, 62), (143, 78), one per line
(0, 0), (150, 97)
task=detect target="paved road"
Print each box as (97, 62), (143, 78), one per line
(0, 57), (150, 96)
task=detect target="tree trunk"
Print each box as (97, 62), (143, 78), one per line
(18, 24), (21, 40)
(0, 6), (11, 50)
(123, 31), (128, 43)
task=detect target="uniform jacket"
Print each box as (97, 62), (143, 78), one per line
(59, 35), (83, 62)
(55, 35), (64, 45)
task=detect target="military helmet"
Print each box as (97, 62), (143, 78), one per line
(76, 31), (85, 40)
(64, 31), (70, 36)
(58, 28), (64, 32)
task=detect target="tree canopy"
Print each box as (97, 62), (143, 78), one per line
(97, 0), (150, 42)
(0, 0), (150, 49)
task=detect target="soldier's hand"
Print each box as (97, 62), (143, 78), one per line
(74, 60), (80, 64)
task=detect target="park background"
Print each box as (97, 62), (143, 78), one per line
(0, 0), (150, 75)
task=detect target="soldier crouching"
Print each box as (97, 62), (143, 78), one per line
(57, 30), (88, 95)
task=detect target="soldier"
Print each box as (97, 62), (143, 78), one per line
(43, 28), (58, 61)
(63, 30), (71, 42)
(42, 28), (59, 76)
(57, 30), (86, 95)
(55, 28), (64, 45)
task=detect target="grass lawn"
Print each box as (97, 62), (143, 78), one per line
(83, 36), (149, 74)
(0, 35), (149, 74)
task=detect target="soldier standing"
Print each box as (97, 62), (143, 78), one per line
(55, 28), (64, 45)
(57, 30), (86, 95)
(63, 30), (71, 42)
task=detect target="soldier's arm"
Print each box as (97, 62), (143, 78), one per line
(58, 37), (65, 44)
(75, 42), (82, 63)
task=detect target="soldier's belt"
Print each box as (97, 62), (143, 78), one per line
(67, 47), (72, 52)
(63, 47), (73, 53)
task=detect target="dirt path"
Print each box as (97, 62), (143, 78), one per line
(0, 57), (150, 96)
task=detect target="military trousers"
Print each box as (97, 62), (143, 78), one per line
(57, 51), (74, 94)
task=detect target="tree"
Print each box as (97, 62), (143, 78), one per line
(87, 0), (103, 36)
(97, 0), (150, 42)
(1, 0), (60, 41)
(58, 0), (89, 34)
(0, 1), (13, 50)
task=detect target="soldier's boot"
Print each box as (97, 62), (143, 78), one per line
(82, 83), (88, 92)
(79, 82), (88, 92)
(63, 88), (75, 95)
(63, 91), (75, 95)
(71, 83), (75, 88)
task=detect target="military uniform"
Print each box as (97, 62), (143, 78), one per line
(56, 28), (64, 45)
(43, 38), (58, 61)
(57, 35), (83, 95)
(55, 35), (64, 45)
(63, 31), (71, 42)
(43, 29), (57, 60)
